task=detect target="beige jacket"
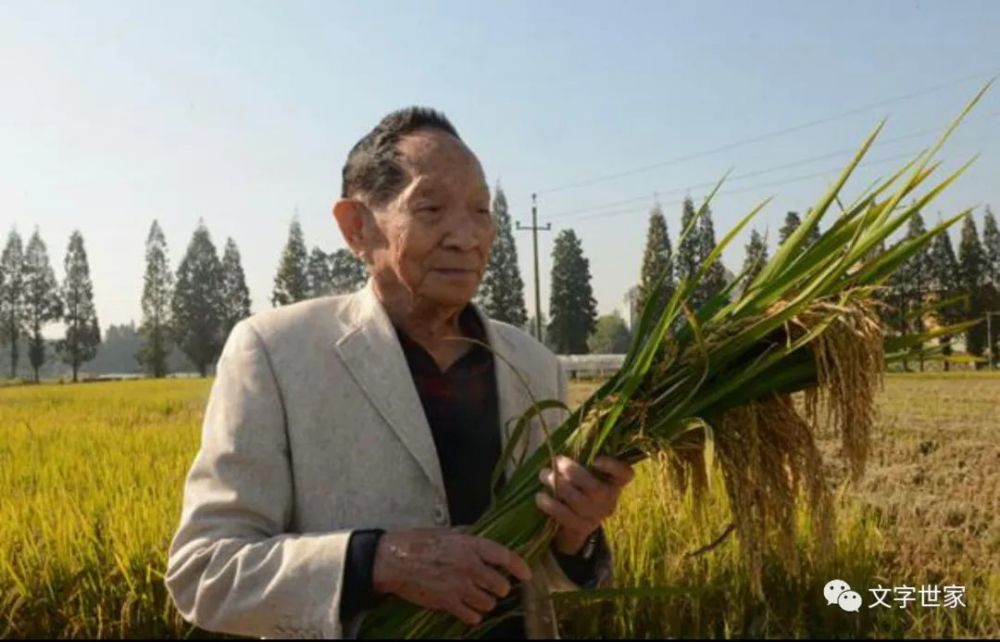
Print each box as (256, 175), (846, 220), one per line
(164, 279), (611, 639)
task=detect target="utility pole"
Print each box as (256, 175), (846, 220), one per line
(516, 193), (551, 341)
(988, 310), (1000, 371)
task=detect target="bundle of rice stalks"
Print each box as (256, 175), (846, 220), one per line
(358, 84), (990, 639)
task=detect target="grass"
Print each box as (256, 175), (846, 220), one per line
(0, 379), (212, 639)
(0, 374), (997, 638)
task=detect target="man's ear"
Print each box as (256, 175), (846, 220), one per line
(333, 198), (371, 262)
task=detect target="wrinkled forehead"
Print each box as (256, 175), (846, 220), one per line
(396, 131), (488, 196)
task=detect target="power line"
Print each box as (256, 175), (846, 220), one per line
(535, 70), (997, 196)
(555, 143), (980, 226)
(545, 114), (998, 220)
(546, 114), (1000, 224)
(544, 122), (941, 220)
(571, 149), (925, 221)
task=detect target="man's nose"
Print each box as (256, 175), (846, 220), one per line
(443, 210), (488, 251)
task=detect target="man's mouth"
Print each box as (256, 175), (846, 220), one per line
(434, 268), (476, 277)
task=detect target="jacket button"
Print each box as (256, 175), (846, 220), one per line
(433, 504), (447, 525)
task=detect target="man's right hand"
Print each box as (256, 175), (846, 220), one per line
(371, 528), (533, 626)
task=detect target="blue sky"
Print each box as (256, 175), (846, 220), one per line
(2, 0), (999, 335)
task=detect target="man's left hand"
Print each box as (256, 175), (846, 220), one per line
(535, 454), (635, 555)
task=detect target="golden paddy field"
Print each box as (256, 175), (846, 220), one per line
(1, 374), (998, 638)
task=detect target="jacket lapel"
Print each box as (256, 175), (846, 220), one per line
(473, 306), (535, 482)
(333, 279), (536, 506)
(333, 280), (447, 502)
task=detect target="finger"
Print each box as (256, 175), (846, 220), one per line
(538, 466), (575, 495)
(459, 582), (498, 613)
(473, 537), (533, 582)
(539, 468), (604, 521)
(445, 598), (483, 626)
(592, 456), (636, 486)
(554, 455), (603, 494)
(471, 563), (512, 599)
(535, 491), (590, 533)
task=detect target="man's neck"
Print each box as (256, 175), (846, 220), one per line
(373, 279), (474, 368)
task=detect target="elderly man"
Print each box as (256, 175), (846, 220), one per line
(165, 107), (635, 639)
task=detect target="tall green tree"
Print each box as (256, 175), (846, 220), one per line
(982, 206), (1000, 367)
(887, 212), (932, 370)
(806, 209), (821, 246)
(138, 220), (174, 377)
(172, 221), (225, 377)
(865, 239), (893, 332)
(675, 197), (701, 291)
(778, 211), (802, 245)
(0, 230), (27, 378)
(588, 312), (631, 354)
(636, 204), (674, 320)
(957, 215), (989, 364)
(306, 247), (333, 298)
(329, 248), (369, 294)
(675, 199), (729, 309)
(984, 206), (1000, 288)
(57, 231), (101, 382)
(697, 205), (729, 306)
(927, 221), (961, 370)
(777, 210), (821, 247)
(272, 216), (309, 306)
(741, 229), (769, 292)
(547, 229), (597, 354)
(23, 230), (63, 382)
(478, 185), (528, 326)
(220, 237), (252, 341)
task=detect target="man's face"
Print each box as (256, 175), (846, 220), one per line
(364, 129), (495, 309)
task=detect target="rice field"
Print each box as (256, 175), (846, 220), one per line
(0, 374), (997, 638)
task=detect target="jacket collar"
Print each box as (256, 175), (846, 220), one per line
(332, 278), (530, 509)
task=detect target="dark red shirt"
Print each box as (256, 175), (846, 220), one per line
(340, 304), (601, 638)
(395, 304), (504, 526)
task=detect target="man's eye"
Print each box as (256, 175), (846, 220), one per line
(419, 205), (442, 213)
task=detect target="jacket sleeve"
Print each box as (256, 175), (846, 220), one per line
(164, 319), (353, 639)
(538, 358), (615, 593)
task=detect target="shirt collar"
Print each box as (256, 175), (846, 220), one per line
(392, 303), (491, 369)
(391, 303), (487, 344)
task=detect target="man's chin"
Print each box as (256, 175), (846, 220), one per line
(422, 283), (479, 309)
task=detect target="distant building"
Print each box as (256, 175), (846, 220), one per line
(558, 354), (626, 379)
